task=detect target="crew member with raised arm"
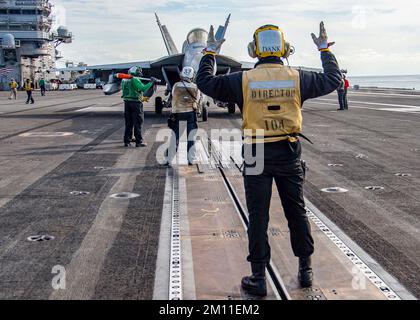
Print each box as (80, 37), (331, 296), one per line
(196, 22), (342, 297)
(121, 66), (157, 147)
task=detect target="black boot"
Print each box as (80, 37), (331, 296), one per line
(241, 263), (267, 297)
(298, 257), (313, 288)
(136, 141), (147, 147)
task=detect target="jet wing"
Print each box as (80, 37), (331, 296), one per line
(216, 54), (254, 73)
(51, 61), (152, 73)
(215, 56), (322, 73)
(51, 54), (185, 83)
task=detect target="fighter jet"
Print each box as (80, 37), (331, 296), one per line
(53, 14), (253, 118)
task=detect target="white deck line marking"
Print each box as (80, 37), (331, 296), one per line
(348, 91), (420, 99)
(348, 92), (420, 98)
(153, 168), (173, 300)
(307, 101), (420, 114)
(19, 132), (74, 137)
(305, 198), (416, 300)
(75, 107), (93, 112)
(169, 169), (183, 300)
(315, 98), (420, 109)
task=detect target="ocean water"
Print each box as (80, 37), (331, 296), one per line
(347, 75), (420, 90)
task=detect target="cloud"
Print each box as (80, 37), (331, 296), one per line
(51, 0), (420, 75)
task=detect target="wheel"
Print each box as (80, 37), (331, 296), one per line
(202, 106), (208, 122)
(228, 103), (236, 114)
(155, 96), (163, 114)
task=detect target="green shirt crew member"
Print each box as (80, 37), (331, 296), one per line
(196, 22), (342, 297)
(39, 78), (46, 96)
(121, 66), (156, 147)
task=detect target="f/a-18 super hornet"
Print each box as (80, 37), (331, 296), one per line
(55, 13), (253, 119)
(53, 14), (322, 119)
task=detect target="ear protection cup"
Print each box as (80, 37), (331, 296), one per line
(281, 42), (295, 59)
(283, 42), (291, 59)
(247, 41), (257, 58)
(289, 46), (295, 56)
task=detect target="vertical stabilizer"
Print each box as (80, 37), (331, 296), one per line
(155, 13), (179, 55)
(215, 13), (231, 41)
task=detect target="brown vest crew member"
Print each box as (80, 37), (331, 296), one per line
(167, 66), (200, 166)
(197, 22), (342, 297)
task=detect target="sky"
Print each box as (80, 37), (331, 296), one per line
(50, 0), (420, 76)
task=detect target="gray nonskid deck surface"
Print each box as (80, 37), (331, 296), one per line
(92, 144), (166, 300)
(0, 89), (418, 299)
(0, 91), (167, 299)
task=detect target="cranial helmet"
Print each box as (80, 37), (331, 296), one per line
(128, 66), (143, 77)
(180, 66), (195, 82)
(247, 25), (294, 59)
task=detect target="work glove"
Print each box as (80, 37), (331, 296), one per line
(311, 21), (335, 51)
(150, 77), (159, 83)
(203, 25), (225, 55)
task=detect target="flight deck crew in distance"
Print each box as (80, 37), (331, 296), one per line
(39, 78), (46, 96)
(337, 73), (346, 110)
(121, 66), (157, 147)
(197, 22), (342, 297)
(343, 74), (349, 110)
(8, 78), (17, 100)
(168, 66), (201, 165)
(24, 79), (35, 104)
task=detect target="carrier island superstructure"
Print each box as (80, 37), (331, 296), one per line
(0, 0), (72, 90)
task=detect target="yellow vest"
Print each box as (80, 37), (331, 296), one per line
(24, 82), (33, 91)
(242, 64), (302, 144)
(9, 81), (17, 89)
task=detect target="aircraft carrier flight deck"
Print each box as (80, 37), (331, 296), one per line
(0, 88), (418, 300)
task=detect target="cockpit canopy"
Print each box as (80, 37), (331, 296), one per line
(187, 28), (208, 44)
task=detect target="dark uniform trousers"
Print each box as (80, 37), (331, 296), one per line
(124, 100), (144, 144)
(168, 111), (198, 163)
(26, 91), (34, 104)
(243, 144), (314, 265)
(343, 89), (349, 110)
(337, 89), (345, 110)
